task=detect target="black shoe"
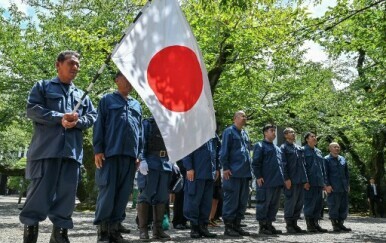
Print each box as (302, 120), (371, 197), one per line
(174, 224), (187, 230)
(49, 226), (70, 243)
(306, 218), (318, 233)
(267, 223), (282, 234)
(234, 219), (250, 236)
(118, 223), (131, 234)
(190, 225), (201, 238)
(198, 225), (217, 238)
(338, 220), (352, 232)
(23, 224), (39, 243)
(97, 222), (109, 243)
(293, 220), (306, 233)
(109, 223), (130, 243)
(314, 220), (327, 233)
(259, 222), (272, 235)
(224, 220), (240, 237)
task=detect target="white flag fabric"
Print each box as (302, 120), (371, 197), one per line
(111, 0), (216, 162)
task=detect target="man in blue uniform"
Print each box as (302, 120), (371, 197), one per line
(220, 110), (251, 237)
(20, 51), (97, 243)
(252, 124), (285, 235)
(182, 136), (221, 238)
(280, 128), (308, 233)
(303, 132), (328, 233)
(93, 71), (142, 243)
(324, 142), (351, 232)
(137, 117), (173, 241)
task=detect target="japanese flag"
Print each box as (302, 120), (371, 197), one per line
(111, 0), (216, 162)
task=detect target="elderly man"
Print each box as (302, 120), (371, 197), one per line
(325, 142), (351, 232)
(220, 111), (252, 237)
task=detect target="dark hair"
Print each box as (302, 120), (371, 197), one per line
(304, 132), (315, 143)
(262, 124), (276, 133)
(56, 50), (80, 62)
(115, 70), (124, 79)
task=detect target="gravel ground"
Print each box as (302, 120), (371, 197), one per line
(1, 195), (385, 243)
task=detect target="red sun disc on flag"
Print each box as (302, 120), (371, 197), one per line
(147, 45), (203, 112)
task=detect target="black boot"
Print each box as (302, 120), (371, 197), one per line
(233, 219), (250, 236)
(23, 224), (38, 243)
(97, 222), (109, 243)
(258, 221), (272, 235)
(305, 218), (317, 233)
(190, 224), (201, 238)
(49, 226), (70, 243)
(223, 219), (239, 237)
(152, 204), (171, 240)
(331, 219), (341, 232)
(118, 223), (131, 234)
(198, 224), (217, 238)
(293, 220), (306, 233)
(138, 203), (150, 241)
(267, 221), (282, 234)
(109, 223), (130, 243)
(285, 219), (297, 234)
(314, 219), (327, 233)
(338, 220), (352, 232)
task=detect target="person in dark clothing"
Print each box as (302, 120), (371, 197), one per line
(93, 71), (142, 243)
(20, 51), (97, 243)
(325, 142), (351, 232)
(367, 178), (384, 218)
(172, 160), (189, 230)
(303, 132), (328, 233)
(137, 117), (175, 241)
(252, 124), (285, 235)
(280, 128), (308, 234)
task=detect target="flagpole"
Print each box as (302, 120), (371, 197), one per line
(72, 0), (152, 112)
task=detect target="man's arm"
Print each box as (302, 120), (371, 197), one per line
(75, 95), (97, 130)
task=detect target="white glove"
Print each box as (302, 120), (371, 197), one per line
(139, 160), (149, 175)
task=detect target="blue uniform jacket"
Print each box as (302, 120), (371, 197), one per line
(220, 125), (252, 178)
(140, 118), (171, 172)
(324, 154), (349, 192)
(182, 137), (221, 180)
(252, 140), (284, 188)
(303, 145), (326, 187)
(280, 141), (308, 185)
(26, 77), (97, 164)
(93, 92), (142, 159)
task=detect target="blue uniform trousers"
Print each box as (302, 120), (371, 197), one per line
(304, 186), (323, 219)
(222, 177), (250, 221)
(284, 183), (304, 220)
(94, 156), (136, 225)
(255, 186), (282, 222)
(183, 179), (213, 225)
(19, 158), (79, 229)
(327, 192), (348, 220)
(138, 169), (171, 205)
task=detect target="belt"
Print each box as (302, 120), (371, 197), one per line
(148, 150), (167, 157)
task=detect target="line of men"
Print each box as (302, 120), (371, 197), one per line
(20, 51), (351, 243)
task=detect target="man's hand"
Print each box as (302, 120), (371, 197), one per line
(223, 170), (232, 180)
(187, 170), (195, 182)
(304, 182), (310, 190)
(325, 185), (333, 194)
(256, 177), (264, 187)
(215, 170), (220, 182)
(95, 153), (105, 169)
(285, 179), (292, 190)
(62, 112), (79, 128)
